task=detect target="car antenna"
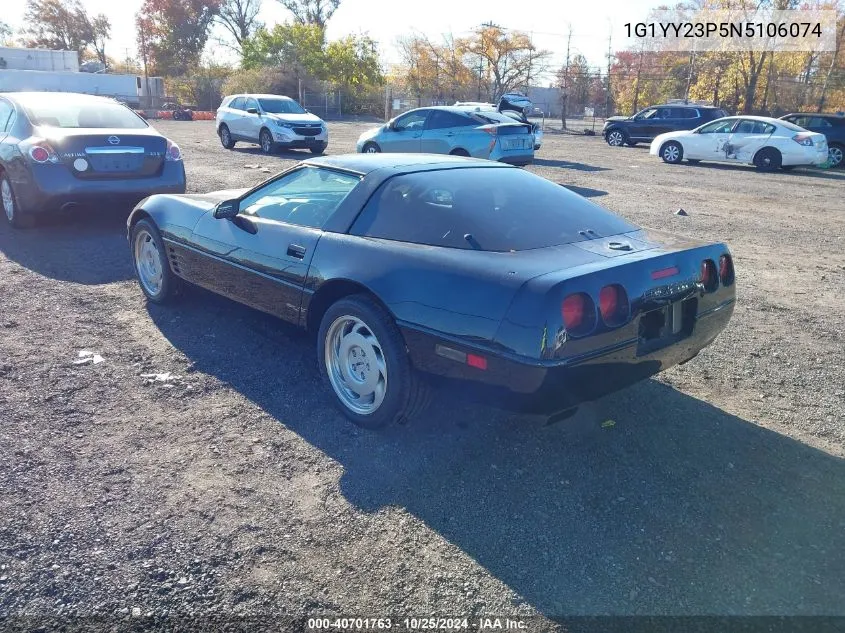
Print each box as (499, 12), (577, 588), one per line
(464, 233), (482, 249)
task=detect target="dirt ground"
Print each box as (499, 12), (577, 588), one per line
(1, 120), (844, 630)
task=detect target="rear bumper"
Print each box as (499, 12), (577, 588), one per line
(14, 162), (187, 214)
(402, 298), (734, 415)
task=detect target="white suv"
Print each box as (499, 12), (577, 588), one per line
(216, 93), (328, 155)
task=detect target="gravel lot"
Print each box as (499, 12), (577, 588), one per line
(1, 119), (844, 630)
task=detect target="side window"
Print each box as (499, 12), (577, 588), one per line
(230, 97), (245, 110)
(239, 167), (360, 228)
(0, 100), (12, 132)
(394, 110), (429, 131)
(427, 110), (473, 130)
(679, 108), (699, 119)
(660, 108), (677, 119)
(698, 119), (736, 134)
(808, 117), (832, 128)
(637, 108), (659, 120)
(244, 97), (259, 112)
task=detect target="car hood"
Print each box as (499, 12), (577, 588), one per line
(182, 188), (251, 205)
(653, 130), (695, 143)
(605, 115), (630, 123)
(264, 112), (323, 124)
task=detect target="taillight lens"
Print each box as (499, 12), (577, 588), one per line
(166, 140), (182, 161)
(792, 133), (814, 147)
(599, 284), (629, 326)
(561, 292), (595, 335)
(480, 125), (498, 136)
(700, 259), (718, 291)
(27, 143), (59, 164)
(719, 254), (734, 286)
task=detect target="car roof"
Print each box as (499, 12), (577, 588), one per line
(0, 91), (119, 105)
(781, 112), (845, 118)
(710, 115), (781, 123)
(227, 94), (295, 100)
(303, 153), (513, 176)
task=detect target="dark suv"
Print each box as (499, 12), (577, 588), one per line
(603, 104), (728, 147)
(779, 112), (845, 168)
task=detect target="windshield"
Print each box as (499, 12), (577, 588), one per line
(259, 98), (307, 115)
(351, 168), (638, 252)
(22, 98), (148, 129)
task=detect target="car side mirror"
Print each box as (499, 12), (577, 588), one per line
(213, 199), (239, 220)
(246, 107), (259, 114)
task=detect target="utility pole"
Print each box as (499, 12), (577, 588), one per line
(632, 43), (644, 114)
(477, 21), (497, 101)
(684, 43), (696, 104)
(561, 25), (571, 129)
(604, 27), (612, 118)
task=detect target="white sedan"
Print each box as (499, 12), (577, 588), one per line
(650, 115), (828, 171)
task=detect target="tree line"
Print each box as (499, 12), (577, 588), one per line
(1, 0), (843, 118)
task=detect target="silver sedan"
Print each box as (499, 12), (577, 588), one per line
(356, 106), (534, 166)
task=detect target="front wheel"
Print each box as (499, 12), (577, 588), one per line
(219, 124), (235, 149)
(317, 295), (429, 429)
(660, 141), (683, 164)
(362, 141), (380, 154)
(259, 128), (275, 154)
(754, 147), (781, 171)
(1, 175), (35, 229)
(130, 219), (180, 303)
(309, 142), (327, 155)
(606, 129), (626, 147)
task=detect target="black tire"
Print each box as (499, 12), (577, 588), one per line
(687, 159), (701, 164)
(259, 128), (275, 154)
(1, 174), (35, 229)
(828, 143), (843, 169)
(449, 148), (470, 157)
(219, 124), (236, 149)
(605, 128), (627, 147)
(317, 294), (429, 429)
(129, 218), (181, 304)
(362, 141), (380, 154)
(309, 142), (327, 155)
(754, 147), (781, 171)
(660, 141), (683, 164)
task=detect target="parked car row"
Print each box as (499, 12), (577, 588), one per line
(604, 101), (842, 170)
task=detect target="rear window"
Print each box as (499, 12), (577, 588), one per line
(22, 98), (147, 129)
(350, 168), (637, 252)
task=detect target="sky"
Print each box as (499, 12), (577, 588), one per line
(3, 0), (658, 78)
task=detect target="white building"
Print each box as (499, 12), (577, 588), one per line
(0, 46), (79, 72)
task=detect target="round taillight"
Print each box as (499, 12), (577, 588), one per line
(599, 284), (629, 326)
(30, 146), (50, 163)
(719, 254), (734, 286)
(561, 292), (595, 336)
(700, 259), (718, 292)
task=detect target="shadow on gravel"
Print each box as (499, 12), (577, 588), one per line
(0, 208), (134, 284)
(561, 185), (608, 198)
(150, 292), (845, 618)
(230, 146), (325, 160)
(675, 161), (845, 181)
(533, 158), (610, 172)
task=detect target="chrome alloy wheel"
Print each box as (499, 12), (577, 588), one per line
(607, 130), (624, 146)
(133, 229), (164, 297)
(324, 315), (388, 415)
(829, 145), (843, 168)
(1, 178), (14, 222)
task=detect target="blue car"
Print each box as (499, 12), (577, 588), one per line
(0, 91), (186, 228)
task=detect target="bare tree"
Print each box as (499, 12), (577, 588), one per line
(277, 0), (340, 29)
(217, 0), (261, 50)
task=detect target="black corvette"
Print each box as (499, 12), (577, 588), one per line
(127, 154), (735, 428)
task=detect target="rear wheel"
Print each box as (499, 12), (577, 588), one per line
(660, 141), (683, 164)
(130, 219), (180, 304)
(1, 175), (35, 229)
(828, 143), (843, 168)
(754, 147), (781, 171)
(317, 295), (429, 429)
(606, 129), (626, 147)
(449, 148), (470, 157)
(362, 142), (380, 154)
(259, 128), (274, 154)
(219, 124), (235, 149)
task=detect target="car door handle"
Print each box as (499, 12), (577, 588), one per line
(287, 243), (307, 259)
